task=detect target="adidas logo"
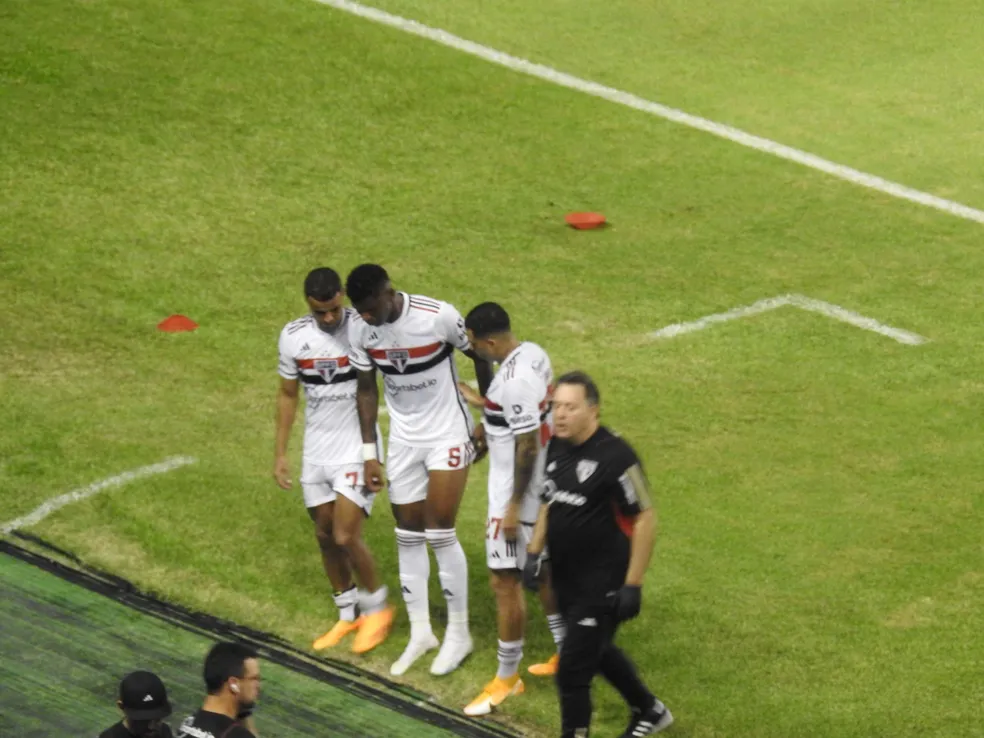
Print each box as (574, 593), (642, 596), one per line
(577, 617), (597, 627)
(442, 588), (454, 597)
(401, 585), (411, 594)
(301, 343), (310, 351)
(142, 694), (154, 703)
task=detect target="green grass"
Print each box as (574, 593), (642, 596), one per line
(0, 551), (463, 737)
(356, 0), (984, 206)
(2, 0), (983, 736)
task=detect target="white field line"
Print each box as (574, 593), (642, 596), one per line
(309, 0), (984, 226)
(0, 456), (198, 535)
(649, 294), (928, 345)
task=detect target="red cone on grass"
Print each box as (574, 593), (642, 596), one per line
(565, 212), (607, 230)
(157, 314), (198, 333)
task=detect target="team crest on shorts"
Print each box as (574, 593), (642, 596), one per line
(314, 359), (338, 382)
(576, 459), (598, 483)
(387, 349), (410, 373)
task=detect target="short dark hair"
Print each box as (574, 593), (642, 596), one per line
(203, 641), (258, 694)
(345, 264), (389, 305)
(303, 267), (342, 302)
(555, 371), (600, 406)
(464, 302), (511, 338)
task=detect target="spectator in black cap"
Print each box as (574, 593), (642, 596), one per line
(99, 670), (174, 737)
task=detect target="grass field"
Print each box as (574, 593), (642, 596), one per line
(2, 0), (984, 736)
(0, 548), (476, 737)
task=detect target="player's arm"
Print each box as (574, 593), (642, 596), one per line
(273, 378), (300, 489)
(355, 368), (379, 444)
(512, 430), (539, 505)
(348, 319), (384, 492)
(439, 301), (493, 396)
(500, 429), (539, 541)
(355, 368), (385, 492)
(464, 349), (494, 397)
(501, 378), (541, 537)
(274, 331), (301, 490)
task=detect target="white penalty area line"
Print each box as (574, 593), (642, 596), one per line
(649, 294), (928, 345)
(310, 0), (984, 226)
(0, 456), (198, 535)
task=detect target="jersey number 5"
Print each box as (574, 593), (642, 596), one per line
(448, 447), (462, 468)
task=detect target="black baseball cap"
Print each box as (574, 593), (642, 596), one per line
(119, 671), (172, 721)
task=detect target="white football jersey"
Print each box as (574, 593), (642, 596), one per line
(348, 293), (474, 447)
(483, 342), (554, 522)
(278, 310), (370, 465)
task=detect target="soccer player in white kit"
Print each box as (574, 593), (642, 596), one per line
(274, 268), (395, 656)
(459, 302), (566, 716)
(345, 264), (494, 677)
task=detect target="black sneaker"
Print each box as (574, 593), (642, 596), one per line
(620, 701), (674, 737)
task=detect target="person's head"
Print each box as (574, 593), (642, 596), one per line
(345, 264), (398, 326)
(552, 371), (601, 444)
(464, 302), (515, 363)
(204, 641), (261, 712)
(117, 670), (171, 737)
(304, 267), (345, 331)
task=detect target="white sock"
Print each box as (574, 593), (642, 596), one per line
(547, 613), (566, 649)
(359, 585), (389, 616)
(426, 528), (469, 640)
(333, 585), (358, 622)
(396, 528), (432, 639)
(496, 639), (524, 679)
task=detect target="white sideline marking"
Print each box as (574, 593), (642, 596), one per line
(649, 294), (928, 345)
(310, 0), (984, 226)
(0, 456), (198, 535)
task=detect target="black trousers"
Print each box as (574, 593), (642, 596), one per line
(554, 594), (655, 738)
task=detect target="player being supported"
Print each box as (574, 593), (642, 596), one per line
(346, 264), (493, 676)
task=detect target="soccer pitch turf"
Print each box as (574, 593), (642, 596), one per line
(2, 0), (983, 736)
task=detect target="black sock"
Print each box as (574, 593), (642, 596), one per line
(599, 645), (656, 713)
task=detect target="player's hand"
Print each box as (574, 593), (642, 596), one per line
(470, 424), (488, 463)
(502, 502), (520, 543)
(274, 455), (292, 490)
(458, 381), (485, 409)
(522, 552), (542, 592)
(364, 459), (385, 493)
(614, 585), (642, 622)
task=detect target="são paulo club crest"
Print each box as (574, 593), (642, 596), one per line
(387, 349), (410, 373)
(314, 359), (338, 382)
(576, 459), (598, 483)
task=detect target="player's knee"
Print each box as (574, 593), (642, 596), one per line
(489, 571), (521, 599)
(392, 503), (425, 532)
(314, 523), (334, 549)
(332, 525), (357, 548)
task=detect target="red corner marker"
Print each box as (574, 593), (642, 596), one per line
(565, 212), (607, 230)
(157, 314), (198, 333)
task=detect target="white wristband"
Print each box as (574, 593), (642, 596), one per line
(362, 443), (378, 462)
